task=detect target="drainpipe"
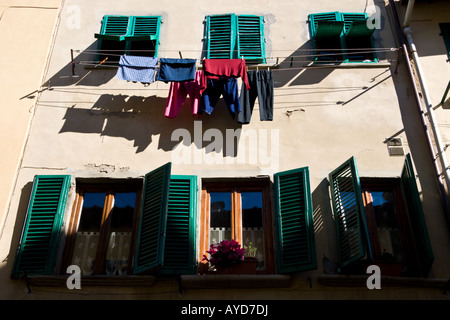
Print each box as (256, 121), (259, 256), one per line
(403, 0), (415, 27)
(388, 0), (450, 229)
(403, 27), (450, 194)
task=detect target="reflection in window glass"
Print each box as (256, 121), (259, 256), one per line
(371, 191), (402, 261)
(72, 192), (105, 275)
(209, 192), (231, 245)
(241, 192), (265, 270)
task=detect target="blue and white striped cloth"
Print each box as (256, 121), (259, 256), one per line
(116, 55), (158, 84)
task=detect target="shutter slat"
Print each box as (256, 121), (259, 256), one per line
(237, 15), (265, 63)
(11, 175), (71, 278)
(401, 154), (434, 276)
(274, 167), (316, 273)
(133, 163), (171, 274)
(329, 157), (372, 268)
(160, 176), (197, 275)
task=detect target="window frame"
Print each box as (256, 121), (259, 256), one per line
(60, 181), (143, 276)
(94, 15), (162, 64)
(204, 13), (266, 64)
(199, 178), (275, 274)
(360, 178), (419, 275)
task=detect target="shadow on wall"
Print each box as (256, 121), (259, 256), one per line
(58, 93), (243, 154)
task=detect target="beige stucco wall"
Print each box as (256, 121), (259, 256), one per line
(0, 0), (449, 300)
(0, 0), (62, 234)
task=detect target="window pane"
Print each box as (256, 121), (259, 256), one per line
(105, 192), (136, 275)
(209, 192), (232, 245)
(241, 192), (265, 270)
(72, 192), (105, 275)
(372, 191), (402, 261)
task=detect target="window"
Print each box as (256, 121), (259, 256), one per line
(308, 11), (377, 63)
(11, 164), (317, 279)
(329, 155), (434, 277)
(94, 15), (161, 63)
(62, 183), (141, 276)
(11, 164), (198, 278)
(439, 23), (450, 61)
(204, 14), (266, 63)
(200, 171), (317, 275)
(200, 179), (273, 273)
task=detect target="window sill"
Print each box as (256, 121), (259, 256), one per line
(318, 274), (450, 289)
(180, 274), (292, 289)
(26, 275), (157, 287)
(308, 61), (391, 68)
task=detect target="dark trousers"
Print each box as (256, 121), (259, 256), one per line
(237, 70), (273, 124)
(201, 78), (241, 116)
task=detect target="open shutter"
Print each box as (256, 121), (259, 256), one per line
(439, 23), (450, 60)
(401, 154), (434, 276)
(160, 176), (197, 275)
(309, 12), (342, 39)
(341, 13), (369, 35)
(274, 167), (316, 273)
(130, 16), (161, 40)
(329, 157), (372, 268)
(133, 163), (171, 274)
(205, 14), (236, 59)
(95, 15), (130, 41)
(237, 15), (266, 63)
(11, 175), (71, 278)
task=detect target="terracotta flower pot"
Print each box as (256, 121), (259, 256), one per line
(215, 258), (258, 274)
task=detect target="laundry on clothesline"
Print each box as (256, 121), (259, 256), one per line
(116, 55), (158, 84)
(237, 69), (274, 124)
(165, 70), (203, 119)
(156, 58), (197, 83)
(200, 59), (250, 95)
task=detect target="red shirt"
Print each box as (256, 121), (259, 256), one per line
(200, 59), (250, 94)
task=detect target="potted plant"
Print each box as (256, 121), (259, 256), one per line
(202, 239), (256, 274)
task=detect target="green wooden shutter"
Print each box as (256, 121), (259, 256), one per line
(401, 154), (434, 276)
(274, 167), (316, 273)
(11, 175), (71, 278)
(133, 163), (171, 274)
(130, 16), (161, 40)
(341, 13), (368, 35)
(329, 157), (372, 268)
(237, 15), (266, 63)
(95, 15), (130, 41)
(309, 12), (342, 39)
(205, 14), (236, 59)
(439, 23), (450, 60)
(160, 175), (197, 275)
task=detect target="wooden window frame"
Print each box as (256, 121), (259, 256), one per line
(199, 178), (275, 274)
(360, 178), (420, 276)
(60, 181), (143, 275)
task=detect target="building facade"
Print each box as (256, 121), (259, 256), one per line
(0, 0), (449, 301)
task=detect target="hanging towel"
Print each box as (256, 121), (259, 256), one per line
(237, 70), (274, 124)
(156, 58), (197, 82)
(116, 55), (158, 84)
(200, 59), (250, 94)
(165, 71), (203, 118)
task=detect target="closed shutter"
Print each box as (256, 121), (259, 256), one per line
(401, 154), (434, 276)
(329, 157), (372, 268)
(133, 163), (172, 274)
(95, 15), (130, 41)
(237, 15), (266, 63)
(205, 14), (236, 59)
(274, 167), (316, 273)
(11, 175), (71, 278)
(161, 176), (198, 275)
